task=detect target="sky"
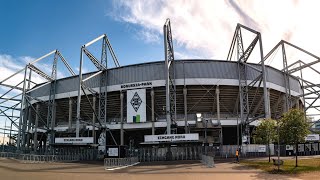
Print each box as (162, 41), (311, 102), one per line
(1, 0), (320, 142)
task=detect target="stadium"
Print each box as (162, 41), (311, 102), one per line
(1, 20), (318, 161)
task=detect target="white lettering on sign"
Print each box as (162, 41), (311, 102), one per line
(121, 82), (152, 89)
(305, 134), (320, 141)
(144, 133), (199, 142)
(55, 137), (93, 144)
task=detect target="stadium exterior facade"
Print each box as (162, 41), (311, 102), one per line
(24, 59), (302, 151)
(3, 20), (320, 159)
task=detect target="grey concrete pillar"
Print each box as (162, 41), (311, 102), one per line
(120, 92), (124, 145)
(52, 103), (56, 141)
(183, 88), (188, 133)
(92, 96), (96, 144)
(151, 89), (155, 135)
(33, 104), (40, 151)
(68, 98), (72, 130)
(220, 128), (223, 145)
(267, 88), (271, 118)
(282, 94), (287, 114)
(216, 86), (220, 124)
(216, 86), (222, 144)
(295, 98), (300, 109)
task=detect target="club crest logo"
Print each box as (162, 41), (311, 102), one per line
(130, 92), (142, 112)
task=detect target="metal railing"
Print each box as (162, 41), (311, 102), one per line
(104, 157), (139, 170)
(0, 152), (80, 163)
(20, 154), (80, 163)
(0, 152), (19, 158)
(201, 155), (214, 168)
(137, 146), (202, 162)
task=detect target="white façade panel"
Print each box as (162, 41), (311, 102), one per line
(127, 89), (146, 123)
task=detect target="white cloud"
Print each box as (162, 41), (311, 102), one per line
(111, 0), (320, 119)
(20, 56), (35, 64)
(0, 54), (24, 71)
(111, 0), (320, 61)
(136, 30), (160, 44)
(175, 51), (201, 60)
(0, 55), (43, 88)
(0, 53), (70, 104)
(75, 67), (89, 74)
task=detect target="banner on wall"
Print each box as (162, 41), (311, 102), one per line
(127, 89), (146, 123)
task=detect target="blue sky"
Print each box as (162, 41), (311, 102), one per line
(1, 0), (319, 73)
(0, 0), (166, 70)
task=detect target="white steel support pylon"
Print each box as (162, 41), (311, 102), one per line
(0, 50), (76, 151)
(164, 18), (177, 135)
(76, 34), (120, 154)
(227, 24), (270, 144)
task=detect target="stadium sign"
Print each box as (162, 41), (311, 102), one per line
(55, 137), (94, 144)
(305, 134), (320, 141)
(127, 89), (146, 123)
(144, 133), (199, 142)
(121, 81), (152, 89)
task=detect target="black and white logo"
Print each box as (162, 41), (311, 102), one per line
(130, 92), (142, 112)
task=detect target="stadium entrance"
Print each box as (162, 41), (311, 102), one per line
(135, 133), (206, 162)
(138, 141), (203, 162)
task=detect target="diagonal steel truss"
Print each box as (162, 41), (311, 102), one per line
(227, 24), (320, 142)
(227, 24), (270, 144)
(0, 34), (120, 152)
(0, 50), (75, 151)
(263, 40), (320, 124)
(76, 34), (120, 147)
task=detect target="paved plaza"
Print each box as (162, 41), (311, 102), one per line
(1, 158), (317, 180)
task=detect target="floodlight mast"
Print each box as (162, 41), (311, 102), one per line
(75, 34), (120, 154)
(263, 40), (320, 120)
(0, 49), (76, 151)
(227, 23), (270, 144)
(164, 18), (177, 135)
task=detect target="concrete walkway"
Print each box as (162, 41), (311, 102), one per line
(243, 155), (320, 161)
(0, 158), (305, 180)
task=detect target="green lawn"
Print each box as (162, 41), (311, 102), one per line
(242, 157), (320, 174)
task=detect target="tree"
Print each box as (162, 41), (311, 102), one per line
(253, 118), (277, 162)
(279, 108), (309, 167)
